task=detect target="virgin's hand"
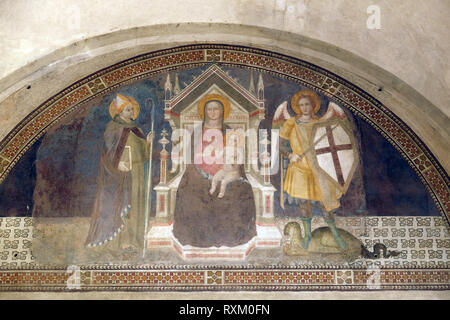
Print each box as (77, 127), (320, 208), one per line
(289, 154), (301, 163)
(225, 169), (241, 182)
(214, 167), (240, 181)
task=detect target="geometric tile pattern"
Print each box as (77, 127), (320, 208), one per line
(353, 270), (449, 285)
(92, 271), (204, 286)
(0, 217), (448, 291)
(223, 270), (335, 285)
(0, 45), (448, 222)
(335, 216), (450, 268)
(0, 217), (34, 269)
(0, 271), (72, 286)
(0, 217), (447, 270)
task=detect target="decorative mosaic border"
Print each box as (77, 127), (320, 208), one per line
(0, 44), (448, 224)
(0, 269), (448, 291)
(0, 45), (449, 292)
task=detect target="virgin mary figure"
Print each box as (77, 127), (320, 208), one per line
(172, 94), (257, 248)
(85, 93), (151, 250)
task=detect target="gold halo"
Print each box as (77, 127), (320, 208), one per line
(109, 94), (140, 120)
(197, 94), (230, 120)
(291, 90), (321, 115)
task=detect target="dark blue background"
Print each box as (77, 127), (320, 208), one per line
(0, 64), (440, 217)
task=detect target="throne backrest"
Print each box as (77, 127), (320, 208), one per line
(177, 85), (255, 172)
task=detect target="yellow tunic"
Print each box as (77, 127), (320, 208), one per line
(280, 117), (341, 212)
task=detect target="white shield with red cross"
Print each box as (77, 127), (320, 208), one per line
(310, 118), (359, 194)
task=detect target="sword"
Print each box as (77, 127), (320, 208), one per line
(143, 99), (155, 258)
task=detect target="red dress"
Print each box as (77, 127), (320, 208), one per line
(173, 127), (256, 247)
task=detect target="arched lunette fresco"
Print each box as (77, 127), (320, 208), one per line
(0, 44), (449, 292)
(0, 44), (448, 224)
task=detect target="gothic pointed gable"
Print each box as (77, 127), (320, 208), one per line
(164, 65), (264, 118)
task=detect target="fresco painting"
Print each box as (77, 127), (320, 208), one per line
(0, 46), (448, 291)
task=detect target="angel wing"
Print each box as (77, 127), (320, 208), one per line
(272, 101), (290, 130)
(320, 101), (347, 121)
